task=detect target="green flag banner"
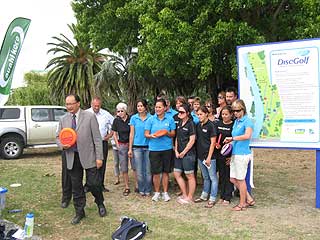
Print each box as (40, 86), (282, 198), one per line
(0, 17), (31, 105)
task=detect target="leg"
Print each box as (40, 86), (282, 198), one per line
(99, 141), (108, 189)
(134, 148), (145, 194)
(186, 173), (196, 200)
(197, 159), (210, 199)
(68, 153), (85, 217)
(224, 164), (234, 202)
(208, 159), (218, 202)
(129, 155), (138, 191)
(61, 150), (72, 205)
(86, 167), (106, 217)
(86, 167), (104, 205)
(162, 172), (169, 192)
(113, 148), (120, 184)
(238, 179), (247, 207)
(144, 149), (152, 194)
(119, 144), (130, 190)
(153, 174), (161, 192)
(174, 171), (187, 198)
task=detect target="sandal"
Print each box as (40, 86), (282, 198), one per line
(231, 204), (247, 211)
(246, 199), (256, 207)
(194, 197), (206, 203)
(123, 188), (130, 196)
(204, 200), (216, 208)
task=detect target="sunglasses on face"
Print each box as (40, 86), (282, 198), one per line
(218, 96), (224, 99)
(205, 105), (211, 108)
(233, 109), (242, 113)
(178, 111), (186, 114)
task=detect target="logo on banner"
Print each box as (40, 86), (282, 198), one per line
(0, 27), (24, 93)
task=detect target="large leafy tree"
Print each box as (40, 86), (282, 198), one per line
(46, 24), (105, 107)
(72, 0), (320, 101)
(8, 71), (56, 105)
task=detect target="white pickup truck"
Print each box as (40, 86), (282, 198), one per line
(0, 106), (67, 159)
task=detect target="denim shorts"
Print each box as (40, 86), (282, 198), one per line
(174, 154), (196, 174)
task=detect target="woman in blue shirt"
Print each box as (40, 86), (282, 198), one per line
(128, 99), (152, 197)
(145, 99), (176, 202)
(224, 99), (255, 211)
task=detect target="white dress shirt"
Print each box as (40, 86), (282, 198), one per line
(87, 108), (114, 139)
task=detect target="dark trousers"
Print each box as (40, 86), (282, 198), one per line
(99, 140), (109, 187)
(217, 156), (234, 201)
(61, 150), (72, 203)
(68, 152), (104, 215)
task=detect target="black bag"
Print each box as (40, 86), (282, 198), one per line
(111, 216), (148, 240)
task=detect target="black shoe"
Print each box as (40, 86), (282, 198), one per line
(71, 214), (85, 225)
(61, 201), (70, 208)
(98, 204), (107, 217)
(84, 185), (90, 193)
(102, 186), (110, 192)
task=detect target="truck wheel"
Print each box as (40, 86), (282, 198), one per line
(0, 137), (24, 159)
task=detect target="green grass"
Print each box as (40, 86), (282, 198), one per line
(0, 148), (320, 239)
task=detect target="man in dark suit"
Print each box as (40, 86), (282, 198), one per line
(56, 94), (107, 224)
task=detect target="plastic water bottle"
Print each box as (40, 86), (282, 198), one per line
(24, 213), (34, 238)
(0, 187), (8, 215)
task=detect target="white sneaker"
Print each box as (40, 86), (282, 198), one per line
(162, 192), (171, 202)
(152, 192), (161, 202)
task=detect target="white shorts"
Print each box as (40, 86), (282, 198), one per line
(230, 154), (251, 180)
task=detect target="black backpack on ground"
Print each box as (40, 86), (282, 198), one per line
(111, 216), (148, 240)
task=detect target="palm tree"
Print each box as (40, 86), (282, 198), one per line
(94, 48), (145, 113)
(46, 24), (105, 107)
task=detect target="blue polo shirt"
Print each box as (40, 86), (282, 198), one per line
(129, 113), (151, 146)
(232, 115), (254, 155)
(145, 114), (176, 151)
(165, 107), (178, 120)
(191, 111), (200, 124)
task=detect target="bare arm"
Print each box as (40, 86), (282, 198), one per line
(179, 135), (195, 158)
(224, 127), (253, 143)
(205, 136), (216, 166)
(128, 125), (135, 158)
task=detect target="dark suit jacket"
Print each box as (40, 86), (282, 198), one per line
(56, 109), (103, 170)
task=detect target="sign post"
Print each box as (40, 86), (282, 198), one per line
(237, 38), (320, 208)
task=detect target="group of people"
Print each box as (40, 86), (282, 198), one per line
(56, 87), (256, 225)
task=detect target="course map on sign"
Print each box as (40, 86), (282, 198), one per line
(247, 51), (284, 139)
(237, 39), (320, 148)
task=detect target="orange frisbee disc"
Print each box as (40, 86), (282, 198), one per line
(59, 128), (77, 146)
(153, 129), (168, 137)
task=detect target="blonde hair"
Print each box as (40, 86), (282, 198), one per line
(232, 99), (247, 115)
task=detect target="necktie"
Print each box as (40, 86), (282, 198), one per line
(72, 114), (76, 130)
(71, 114), (78, 151)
